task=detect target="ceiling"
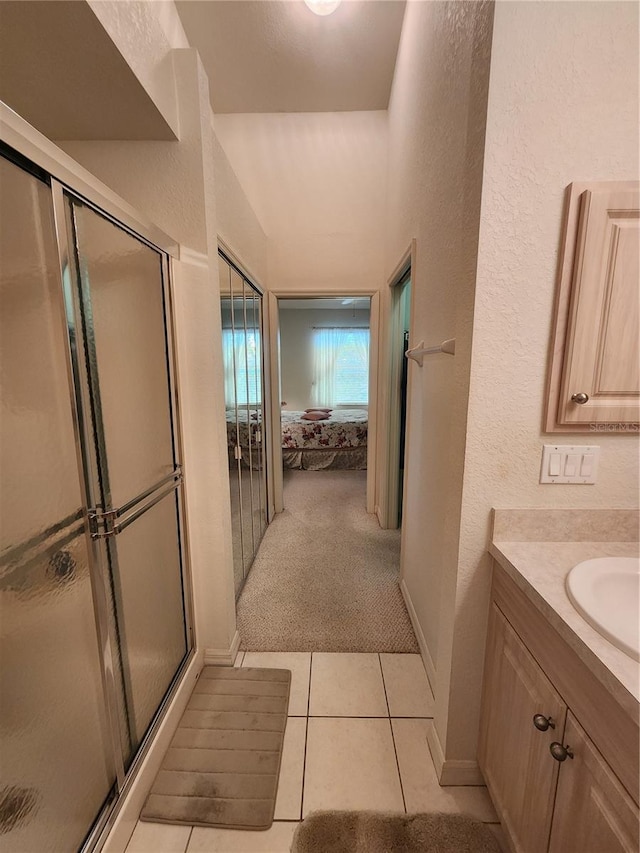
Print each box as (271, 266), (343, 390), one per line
(176, 0), (406, 113)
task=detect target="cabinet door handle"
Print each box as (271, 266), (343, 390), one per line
(533, 714), (555, 732)
(571, 392), (589, 404)
(550, 742), (574, 762)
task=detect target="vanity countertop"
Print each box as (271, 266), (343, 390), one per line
(489, 538), (639, 714)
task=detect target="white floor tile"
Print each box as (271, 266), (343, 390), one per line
(274, 717), (306, 820)
(380, 654), (434, 717)
(309, 653), (388, 716)
(125, 821), (191, 853)
(242, 652), (311, 716)
(187, 822), (297, 852)
(392, 719), (498, 822)
(303, 717), (404, 815)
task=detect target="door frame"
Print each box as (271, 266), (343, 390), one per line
(376, 240), (417, 530)
(267, 289), (380, 515)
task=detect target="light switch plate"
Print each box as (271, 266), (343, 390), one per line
(540, 445), (600, 484)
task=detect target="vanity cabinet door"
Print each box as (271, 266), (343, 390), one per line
(548, 712), (639, 853)
(479, 604), (568, 853)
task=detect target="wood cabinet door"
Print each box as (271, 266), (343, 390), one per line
(548, 712), (639, 853)
(558, 183), (639, 426)
(479, 604), (568, 853)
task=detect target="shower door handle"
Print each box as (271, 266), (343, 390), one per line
(89, 467), (182, 540)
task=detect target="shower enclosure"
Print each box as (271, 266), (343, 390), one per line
(0, 143), (193, 851)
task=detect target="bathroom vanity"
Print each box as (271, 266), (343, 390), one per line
(479, 512), (639, 853)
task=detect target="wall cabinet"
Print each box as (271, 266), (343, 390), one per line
(479, 565), (639, 853)
(545, 181), (639, 431)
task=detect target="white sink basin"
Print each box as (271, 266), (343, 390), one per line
(566, 557), (640, 661)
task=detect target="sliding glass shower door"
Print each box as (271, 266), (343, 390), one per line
(66, 196), (188, 759)
(0, 148), (192, 851)
(0, 156), (116, 852)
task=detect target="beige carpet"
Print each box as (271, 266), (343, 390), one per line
(291, 811), (501, 853)
(140, 667), (290, 830)
(237, 470), (419, 652)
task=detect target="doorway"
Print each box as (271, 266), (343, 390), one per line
(266, 292), (380, 516)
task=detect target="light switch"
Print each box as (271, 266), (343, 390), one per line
(564, 454), (579, 477)
(580, 454), (593, 477)
(540, 445), (600, 483)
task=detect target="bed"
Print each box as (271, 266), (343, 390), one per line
(280, 409), (368, 470)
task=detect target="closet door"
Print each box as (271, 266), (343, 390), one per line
(248, 291), (267, 542)
(219, 256), (244, 596)
(237, 279), (255, 578)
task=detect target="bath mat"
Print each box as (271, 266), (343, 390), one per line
(290, 811), (502, 853)
(140, 666), (290, 830)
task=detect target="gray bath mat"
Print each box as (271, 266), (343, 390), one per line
(290, 811), (502, 853)
(140, 666), (291, 830)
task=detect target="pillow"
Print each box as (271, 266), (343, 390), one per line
(301, 411), (330, 421)
(304, 407), (332, 413)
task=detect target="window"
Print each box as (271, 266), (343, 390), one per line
(312, 327), (369, 407)
(222, 328), (261, 406)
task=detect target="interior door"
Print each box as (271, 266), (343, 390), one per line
(66, 195), (190, 758)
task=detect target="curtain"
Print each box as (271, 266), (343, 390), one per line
(222, 328), (260, 406)
(312, 327), (369, 407)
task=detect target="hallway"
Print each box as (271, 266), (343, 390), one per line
(236, 470), (418, 652)
(125, 652), (501, 853)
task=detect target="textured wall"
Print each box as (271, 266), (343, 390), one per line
(385, 0), (493, 686)
(88, 0), (189, 136)
(214, 111), (388, 292)
(444, 0), (640, 762)
(212, 127), (268, 288)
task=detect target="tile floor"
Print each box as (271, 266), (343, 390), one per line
(125, 653), (503, 853)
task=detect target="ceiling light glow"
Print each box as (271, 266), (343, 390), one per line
(303, 0), (342, 16)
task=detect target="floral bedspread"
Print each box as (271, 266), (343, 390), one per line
(281, 409), (368, 450)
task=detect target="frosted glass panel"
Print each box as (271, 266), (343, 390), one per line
(114, 492), (187, 745)
(0, 157), (113, 851)
(0, 159), (82, 547)
(72, 204), (175, 507)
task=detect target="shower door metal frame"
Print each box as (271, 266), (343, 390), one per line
(50, 175), (195, 852)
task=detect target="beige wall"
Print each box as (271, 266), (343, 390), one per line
(280, 307), (370, 410)
(214, 111), (388, 292)
(384, 0), (493, 698)
(440, 0), (640, 763)
(212, 125), (268, 288)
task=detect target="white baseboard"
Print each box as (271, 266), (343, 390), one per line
(400, 578), (436, 692)
(102, 651), (202, 853)
(203, 630), (241, 666)
(375, 505), (384, 528)
(425, 719), (485, 786)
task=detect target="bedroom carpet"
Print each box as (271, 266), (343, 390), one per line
(237, 470), (419, 652)
(140, 667), (290, 830)
(290, 811), (501, 853)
